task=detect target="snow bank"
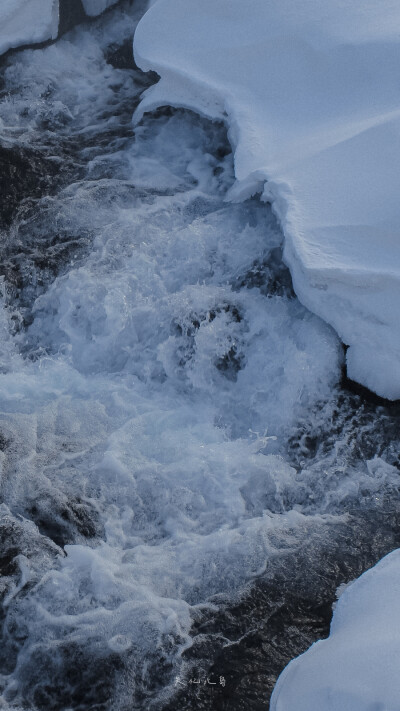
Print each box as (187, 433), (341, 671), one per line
(133, 0), (400, 399)
(0, 0), (58, 56)
(0, 0), (121, 57)
(270, 549), (400, 710)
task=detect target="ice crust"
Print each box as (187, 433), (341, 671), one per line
(271, 549), (400, 711)
(133, 0), (400, 399)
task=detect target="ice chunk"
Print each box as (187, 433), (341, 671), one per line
(133, 0), (400, 399)
(0, 0), (58, 56)
(271, 548), (400, 710)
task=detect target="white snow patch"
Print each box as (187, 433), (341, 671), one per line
(133, 0), (400, 399)
(271, 548), (400, 711)
(0, 0), (122, 57)
(0, 0), (58, 56)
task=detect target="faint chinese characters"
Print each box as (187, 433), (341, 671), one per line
(174, 675), (226, 688)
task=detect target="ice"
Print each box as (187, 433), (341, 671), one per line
(271, 549), (400, 711)
(134, 0), (400, 399)
(0, 0), (58, 56)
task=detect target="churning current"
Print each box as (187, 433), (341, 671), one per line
(0, 2), (399, 710)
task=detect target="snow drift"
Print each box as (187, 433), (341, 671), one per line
(133, 0), (400, 399)
(270, 549), (400, 711)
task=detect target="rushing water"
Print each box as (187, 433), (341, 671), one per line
(0, 2), (399, 710)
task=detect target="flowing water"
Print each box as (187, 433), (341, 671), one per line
(0, 2), (399, 709)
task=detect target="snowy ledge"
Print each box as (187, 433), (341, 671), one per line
(133, 0), (400, 399)
(0, 0), (120, 57)
(270, 548), (400, 710)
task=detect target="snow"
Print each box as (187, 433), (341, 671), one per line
(0, 0), (58, 56)
(133, 0), (400, 399)
(270, 548), (400, 711)
(0, 0), (121, 57)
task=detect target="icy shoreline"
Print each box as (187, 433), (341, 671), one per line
(133, 0), (400, 400)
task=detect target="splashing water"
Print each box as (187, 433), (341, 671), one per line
(0, 3), (398, 710)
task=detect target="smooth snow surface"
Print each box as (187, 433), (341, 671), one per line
(271, 549), (400, 711)
(134, 0), (400, 399)
(0, 0), (58, 56)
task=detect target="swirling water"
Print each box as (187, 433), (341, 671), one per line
(0, 2), (399, 710)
